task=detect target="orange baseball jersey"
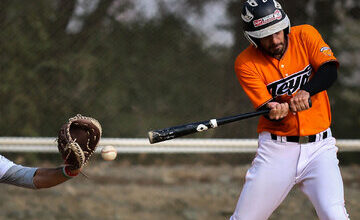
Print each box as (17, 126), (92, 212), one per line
(235, 24), (338, 136)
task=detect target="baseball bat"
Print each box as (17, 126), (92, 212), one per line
(148, 98), (312, 144)
(148, 109), (270, 144)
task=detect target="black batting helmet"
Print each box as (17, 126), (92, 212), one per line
(241, 0), (290, 47)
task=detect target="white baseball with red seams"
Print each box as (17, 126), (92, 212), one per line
(101, 146), (117, 161)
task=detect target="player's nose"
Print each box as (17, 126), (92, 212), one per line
(268, 34), (281, 44)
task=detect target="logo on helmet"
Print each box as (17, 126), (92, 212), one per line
(246, 0), (259, 7)
(253, 9), (282, 27)
(274, 0), (282, 9)
(241, 7), (254, 23)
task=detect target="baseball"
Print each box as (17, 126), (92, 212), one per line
(101, 145), (117, 161)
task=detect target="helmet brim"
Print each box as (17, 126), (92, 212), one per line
(245, 16), (290, 39)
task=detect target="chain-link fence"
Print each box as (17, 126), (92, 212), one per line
(1, 1), (360, 220)
(0, 0), (359, 139)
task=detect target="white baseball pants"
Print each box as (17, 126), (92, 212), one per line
(230, 129), (349, 220)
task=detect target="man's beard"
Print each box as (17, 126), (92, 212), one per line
(261, 38), (287, 58)
(268, 42), (285, 57)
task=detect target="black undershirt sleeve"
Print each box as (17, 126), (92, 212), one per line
(301, 61), (338, 96)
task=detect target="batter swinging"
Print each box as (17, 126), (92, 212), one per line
(230, 0), (349, 219)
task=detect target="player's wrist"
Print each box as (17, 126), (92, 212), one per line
(61, 165), (80, 178)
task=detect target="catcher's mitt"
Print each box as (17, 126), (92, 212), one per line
(57, 114), (102, 170)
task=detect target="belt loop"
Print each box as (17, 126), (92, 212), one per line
(327, 128), (331, 137)
(318, 132), (322, 141)
(281, 136), (286, 143)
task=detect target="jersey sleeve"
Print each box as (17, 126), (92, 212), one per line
(300, 25), (338, 71)
(0, 165), (37, 189)
(235, 62), (273, 109)
(0, 155), (15, 179)
(0, 155), (37, 188)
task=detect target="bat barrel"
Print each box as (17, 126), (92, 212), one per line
(148, 130), (180, 144)
(148, 120), (213, 144)
(148, 131), (156, 144)
(148, 129), (189, 144)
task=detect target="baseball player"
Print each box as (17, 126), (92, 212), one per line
(0, 115), (101, 189)
(230, 0), (349, 220)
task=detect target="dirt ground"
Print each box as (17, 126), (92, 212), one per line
(0, 154), (359, 220)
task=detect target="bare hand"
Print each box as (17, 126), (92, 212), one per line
(289, 90), (311, 112)
(266, 102), (289, 120)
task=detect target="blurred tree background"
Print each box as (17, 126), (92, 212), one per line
(0, 0), (359, 139)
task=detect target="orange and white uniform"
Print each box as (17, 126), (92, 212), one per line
(230, 24), (349, 220)
(235, 24), (337, 137)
